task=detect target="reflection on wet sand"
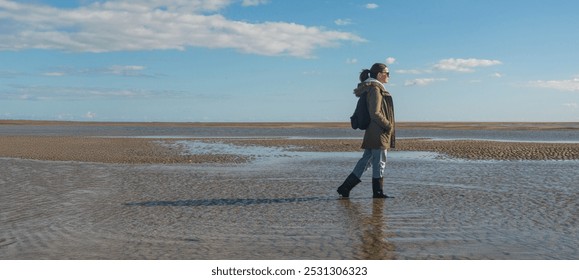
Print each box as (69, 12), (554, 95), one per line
(125, 197), (328, 207)
(339, 199), (396, 260)
(1, 149), (577, 259)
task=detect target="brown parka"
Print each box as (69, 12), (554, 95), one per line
(354, 80), (395, 150)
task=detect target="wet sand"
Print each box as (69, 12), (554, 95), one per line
(0, 136), (249, 164)
(1, 136), (579, 163)
(1, 121), (578, 259)
(2, 120), (579, 160)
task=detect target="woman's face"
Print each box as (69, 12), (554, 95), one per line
(377, 68), (390, 84)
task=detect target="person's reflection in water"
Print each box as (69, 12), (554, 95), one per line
(339, 199), (396, 259)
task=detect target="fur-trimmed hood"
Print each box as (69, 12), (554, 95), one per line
(353, 78), (389, 97)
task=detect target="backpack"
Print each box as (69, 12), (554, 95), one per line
(350, 92), (370, 130)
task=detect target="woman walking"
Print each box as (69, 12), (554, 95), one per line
(337, 62), (395, 199)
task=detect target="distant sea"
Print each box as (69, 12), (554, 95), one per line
(2, 123), (579, 143)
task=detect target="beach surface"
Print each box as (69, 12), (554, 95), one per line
(1, 121), (578, 259)
(2, 121), (579, 162)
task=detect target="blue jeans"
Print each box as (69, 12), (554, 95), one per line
(352, 149), (387, 179)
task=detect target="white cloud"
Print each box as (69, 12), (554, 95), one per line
(1, 85), (185, 101)
(527, 76), (579, 92)
(404, 78), (447, 87)
(334, 18), (352, 26)
(241, 0), (269, 7)
(0, 70), (23, 78)
(43, 72), (66, 77)
(56, 113), (75, 120)
(106, 65), (146, 76)
(385, 57), (396, 65)
(41, 65), (149, 77)
(365, 3), (379, 9)
(302, 70), (321, 76)
(434, 58), (502, 72)
(563, 103), (578, 109)
(395, 58), (500, 75)
(85, 111), (97, 119)
(346, 58), (358, 64)
(395, 69), (425, 75)
(0, 0), (364, 58)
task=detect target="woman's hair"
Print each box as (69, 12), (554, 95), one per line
(359, 63), (388, 82)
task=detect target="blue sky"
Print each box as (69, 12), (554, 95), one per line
(1, 0), (578, 122)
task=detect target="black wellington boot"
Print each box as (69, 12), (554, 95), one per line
(372, 177), (393, 198)
(337, 173), (361, 198)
